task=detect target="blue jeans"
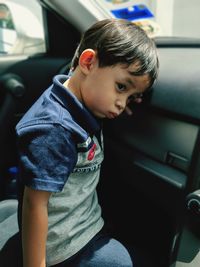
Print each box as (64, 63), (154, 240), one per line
(52, 231), (133, 267)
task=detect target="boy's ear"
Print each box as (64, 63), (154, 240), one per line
(79, 49), (97, 74)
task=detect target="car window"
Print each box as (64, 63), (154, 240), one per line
(0, 4), (14, 30)
(0, 0), (46, 56)
(94, 0), (200, 39)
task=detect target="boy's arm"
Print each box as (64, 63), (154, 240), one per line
(22, 186), (51, 267)
(125, 97), (143, 115)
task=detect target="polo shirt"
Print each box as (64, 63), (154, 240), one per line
(16, 74), (104, 266)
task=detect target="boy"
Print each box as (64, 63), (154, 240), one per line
(16, 18), (159, 267)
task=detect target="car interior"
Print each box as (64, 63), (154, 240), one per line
(0, 1), (200, 267)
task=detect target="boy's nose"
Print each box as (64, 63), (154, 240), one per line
(115, 99), (126, 111)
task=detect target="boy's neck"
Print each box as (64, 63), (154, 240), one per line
(63, 68), (83, 102)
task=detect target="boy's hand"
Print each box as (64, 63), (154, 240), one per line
(125, 97), (142, 115)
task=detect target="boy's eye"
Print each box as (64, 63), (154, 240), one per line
(116, 83), (126, 92)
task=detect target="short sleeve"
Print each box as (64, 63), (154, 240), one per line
(17, 123), (77, 192)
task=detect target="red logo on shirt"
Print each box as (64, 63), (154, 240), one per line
(87, 144), (97, 161)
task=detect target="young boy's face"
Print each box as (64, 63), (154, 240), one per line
(78, 50), (151, 119)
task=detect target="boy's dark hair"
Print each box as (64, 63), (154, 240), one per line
(71, 18), (159, 88)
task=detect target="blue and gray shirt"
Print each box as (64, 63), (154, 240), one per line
(16, 74), (104, 266)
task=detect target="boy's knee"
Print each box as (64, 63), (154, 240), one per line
(93, 239), (133, 267)
(81, 238), (133, 267)
(108, 238), (133, 267)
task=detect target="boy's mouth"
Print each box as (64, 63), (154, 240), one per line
(108, 112), (118, 119)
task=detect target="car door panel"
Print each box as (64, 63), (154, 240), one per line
(150, 48), (200, 120)
(0, 56), (29, 74)
(100, 46), (200, 266)
(170, 225), (200, 267)
(1, 56), (70, 111)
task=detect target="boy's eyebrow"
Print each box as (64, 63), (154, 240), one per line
(124, 73), (135, 87)
(126, 78), (134, 87)
(127, 70), (151, 90)
(128, 70), (137, 76)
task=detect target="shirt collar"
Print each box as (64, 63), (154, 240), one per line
(51, 74), (101, 135)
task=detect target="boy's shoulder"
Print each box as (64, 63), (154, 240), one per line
(16, 74), (101, 142)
